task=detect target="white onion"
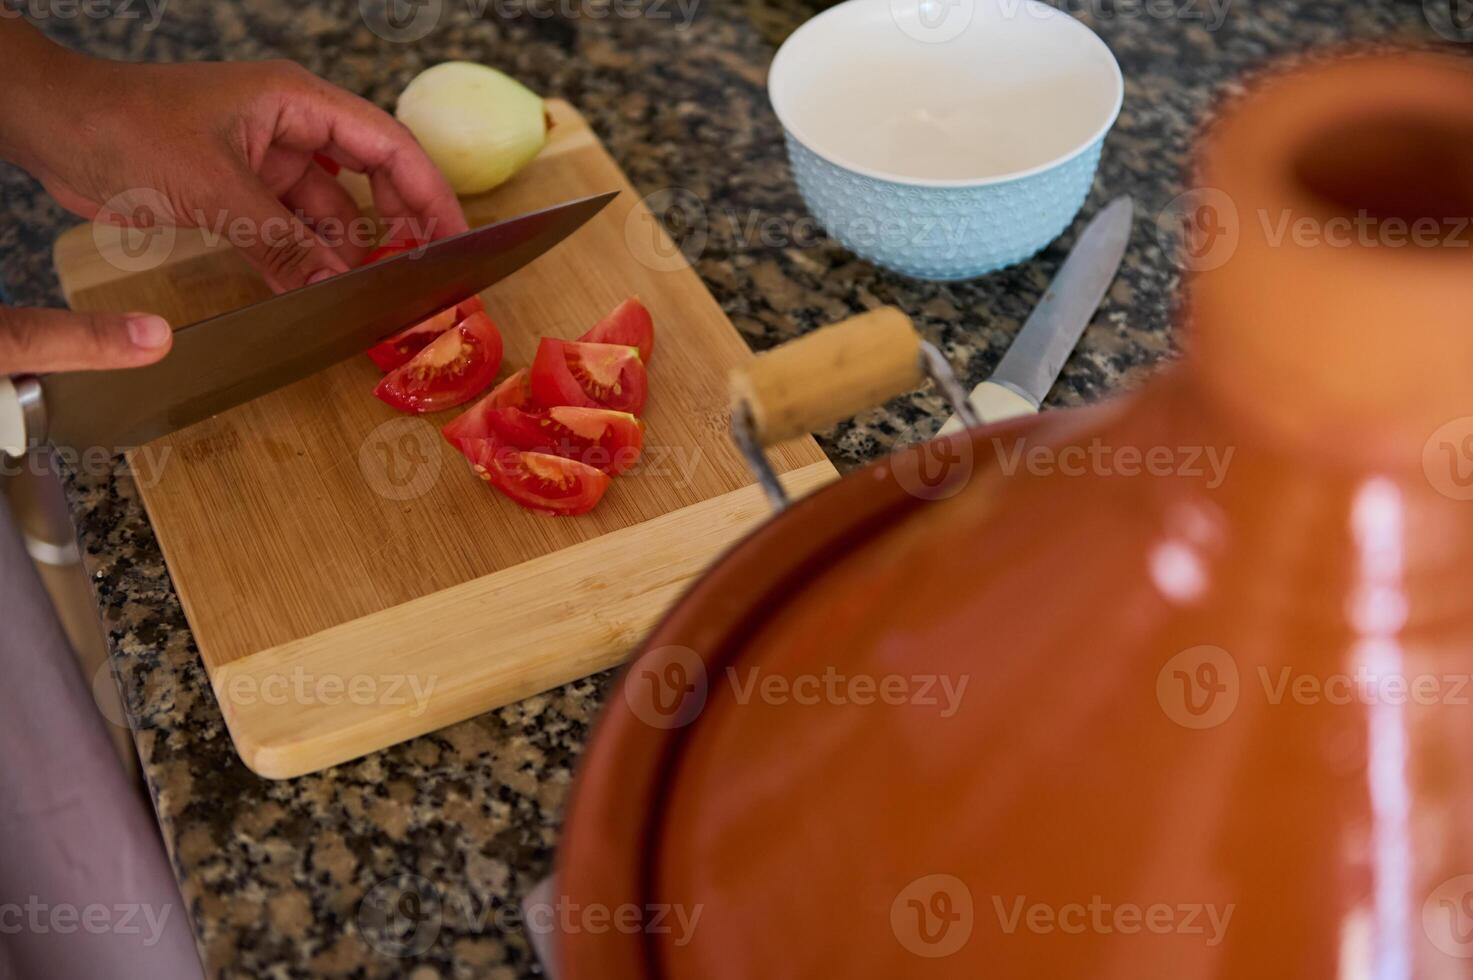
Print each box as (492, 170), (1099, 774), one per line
(396, 62), (548, 196)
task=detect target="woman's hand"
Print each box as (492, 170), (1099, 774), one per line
(0, 22), (467, 375)
(14, 55), (468, 293)
(0, 307), (172, 374)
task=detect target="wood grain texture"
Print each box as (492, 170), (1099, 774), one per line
(731, 306), (922, 445)
(212, 460), (836, 778)
(54, 100), (835, 777)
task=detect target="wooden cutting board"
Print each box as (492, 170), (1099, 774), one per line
(54, 100), (836, 779)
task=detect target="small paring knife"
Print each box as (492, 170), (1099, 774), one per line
(938, 196), (1133, 435)
(0, 191), (619, 457)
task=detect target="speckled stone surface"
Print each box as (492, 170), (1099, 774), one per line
(0, 0), (1456, 975)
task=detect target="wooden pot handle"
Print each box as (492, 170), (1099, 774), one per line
(728, 307), (923, 447)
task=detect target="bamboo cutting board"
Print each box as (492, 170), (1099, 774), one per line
(54, 100), (836, 779)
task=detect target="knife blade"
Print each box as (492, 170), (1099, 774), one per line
(938, 196), (1133, 435)
(0, 190), (618, 456)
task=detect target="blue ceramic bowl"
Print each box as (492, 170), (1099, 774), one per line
(769, 0), (1124, 281)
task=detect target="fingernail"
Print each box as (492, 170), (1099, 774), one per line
(126, 314), (172, 349)
(307, 269), (335, 285)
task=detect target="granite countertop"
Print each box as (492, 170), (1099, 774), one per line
(0, 0), (1451, 975)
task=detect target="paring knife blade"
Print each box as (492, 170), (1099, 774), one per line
(4, 190), (618, 455)
(938, 196), (1133, 434)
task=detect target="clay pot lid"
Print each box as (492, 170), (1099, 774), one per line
(555, 419), (1061, 977)
(557, 49), (1473, 979)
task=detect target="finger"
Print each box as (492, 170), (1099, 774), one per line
(213, 170), (352, 292)
(279, 160), (373, 268)
(358, 135), (469, 242)
(265, 69), (468, 241)
(0, 307), (172, 374)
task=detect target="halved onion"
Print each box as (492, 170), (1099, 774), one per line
(396, 62), (548, 196)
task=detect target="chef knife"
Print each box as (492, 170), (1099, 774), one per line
(0, 190), (619, 456)
(938, 196), (1133, 435)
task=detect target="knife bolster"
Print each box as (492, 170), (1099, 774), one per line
(0, 378), (29, 457)
(970, 380), (1038, 425)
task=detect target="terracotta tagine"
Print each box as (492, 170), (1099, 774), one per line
(556, 51), (1473, 978)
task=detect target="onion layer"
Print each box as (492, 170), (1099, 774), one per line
(396, 62), (548, 196)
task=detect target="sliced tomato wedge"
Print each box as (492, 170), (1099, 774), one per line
(530, 339), (648, 415)
(375, 310), (503, 413)
(578, 298), (654, 363)
(359, 237), (491, 372)
(484, 368), (533, 410)
(363, 238), (426, 264)
(441, 369), (533, 454)
(464, 440), (610, 515)
(485, 405), (643, 475)
(366, 297), (485, 372)
(312, 152), (342, 176)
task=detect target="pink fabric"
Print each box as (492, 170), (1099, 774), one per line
(0, 505), (200, 979)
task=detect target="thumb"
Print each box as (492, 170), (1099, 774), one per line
(0, 306), (173, 374)
(216, 172), (352, 292)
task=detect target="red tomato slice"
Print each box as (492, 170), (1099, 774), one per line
(312, 152), (342, 176)
(486, 405), (644, 475)
(465, 440), (610, 516)
(530, 339), (648, 415)
(375, 310), (503, 413)
(360, 239), (489, 371)
(484, 368), (533, 410)
(441, 369), (533, 454)
(366, 297), (485, 372)
(363, 238), (427, 264)
(578, 298), (654, 363)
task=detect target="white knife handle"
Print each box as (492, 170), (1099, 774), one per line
(0, 377), (28, 457)
(937, 380), (1038, 436)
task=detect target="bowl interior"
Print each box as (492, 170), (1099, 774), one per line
(769, 0), (1123, 186)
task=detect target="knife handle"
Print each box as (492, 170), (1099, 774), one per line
(729, 307), (923, 447)
(0, 377), (30, 457)
(936, 381), (1038, 437)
